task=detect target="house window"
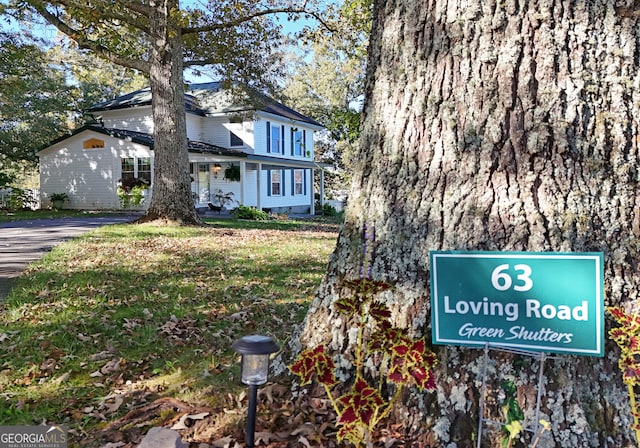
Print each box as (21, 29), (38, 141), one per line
(121, 158), (135, 182)
(267, 122), (283, 154)
(270, 170), (282, 196)
(292, 130), (303, 156)
(230, 131), (243, 147)
(83, 138), (105, 149)
(120, 157), (152, 186)
(294, 169), (304, 195)
(138, 157), (152, 185)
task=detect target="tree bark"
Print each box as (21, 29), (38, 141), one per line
(300, 0), (640, 446)
(143, 0), (201, 225)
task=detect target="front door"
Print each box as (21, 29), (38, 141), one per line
(190, 163), (211, 205)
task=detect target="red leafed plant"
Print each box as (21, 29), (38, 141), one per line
(608, 306), (640, 444)
(290, 275), (438, 447)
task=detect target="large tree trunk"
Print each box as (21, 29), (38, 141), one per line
(143, 0), (201, 225)
(300, 1), (640, 446)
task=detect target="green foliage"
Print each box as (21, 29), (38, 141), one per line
(0, 33), (73, 163)
(322, 202), (338, 217)
(0, 401), (31, 425)
(0, 171), (15, 188)
(48, 192), (68, 202)
(283, 0), (372, 192)
(117, 185), (146, 208)
(231, 205), (270, 221)
(0, 30), (147, 166)
(1, 187), (37, 211)
(5, 0), (327, 222)
(210, 189), (237, 209)
(8, 0), (294, 93)
(290, 277), (437, 446)
(500, 380), (525, 448)
(224, 164), (241, 182)
(117, 177), (149, 208)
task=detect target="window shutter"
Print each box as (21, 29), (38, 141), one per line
(304, 170), (307, 195)
(290, 129), (294, 156)
(266, 122), (271, 153)
(267, 170), (271, 196)
(303, 130), (307, 156)
(291, 170), (295, 196)
(281, 170), (285, 196)
(281, 125), (285, 154)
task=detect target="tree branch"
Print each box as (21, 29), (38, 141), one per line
(48, 0), (151, 34)
(29, 2), (150, 73)
(182, 6), (337, 35)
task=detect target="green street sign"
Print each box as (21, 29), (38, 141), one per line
(429, 251), (604, 356)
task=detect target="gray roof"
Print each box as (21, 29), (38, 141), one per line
(87, 82), (324, 128)
(42, 125), (246, 157)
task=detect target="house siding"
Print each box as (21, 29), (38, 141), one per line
(39, 131), (153, 210)
(100, 108), (154, 134)
(186, 114), (203, 141)
(200, 116), (231, 147)
(261, 168), (312, 213)
(254, 115), (315, 160)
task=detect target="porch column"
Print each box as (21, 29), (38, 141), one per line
(319, 169), (325, 209)
(256, 162), (262, 210)
(310, 168), (316, 215)
(239, 161), (246, 205)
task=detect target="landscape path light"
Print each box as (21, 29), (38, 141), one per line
(232, 334), (279, 448)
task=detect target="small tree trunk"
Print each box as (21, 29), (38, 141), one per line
(142, 0), (201, 225)
(300, 0), (640, 446)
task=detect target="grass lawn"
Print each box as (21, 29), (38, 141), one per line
(0, 216), (339, 446)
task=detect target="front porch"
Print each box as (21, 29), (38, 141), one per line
(188, 156), (328, 215)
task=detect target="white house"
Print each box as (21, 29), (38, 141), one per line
(37, 82), (327, 213)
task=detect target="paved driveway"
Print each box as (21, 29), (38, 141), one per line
(0, 215), (139, 300)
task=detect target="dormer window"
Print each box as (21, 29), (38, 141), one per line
(83, 138), (105, 149)
(230, 130), (244, 147)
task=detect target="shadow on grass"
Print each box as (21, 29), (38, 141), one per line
(0, 220), (338, 443)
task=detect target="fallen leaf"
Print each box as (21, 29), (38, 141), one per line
(39, 358), (57, 372)
(77, 333), (92, 342)
(101, 395), (124, 414)
(53, 372), (70, 385)
(123, 318), (140, 331)
(170, 411), (210, 430)
(255, 431), (283, 444)
(89, 351), (112, 362)
(211, 435), (234, 448)
(100, 358), (125, 374)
